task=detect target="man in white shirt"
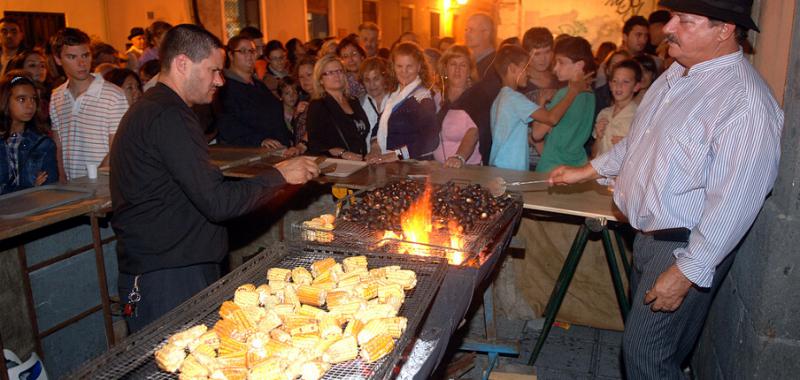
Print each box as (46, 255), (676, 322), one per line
(49, 28), (129, 180)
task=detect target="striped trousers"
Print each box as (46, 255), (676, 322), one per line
(623, 233), (736, 379)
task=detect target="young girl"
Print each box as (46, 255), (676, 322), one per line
(0, 72), (58, 194)
(593, 59), (642, 157)
(533, 36), (597, 173)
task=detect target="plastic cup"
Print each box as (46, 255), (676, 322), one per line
(87, 164), (98, 179)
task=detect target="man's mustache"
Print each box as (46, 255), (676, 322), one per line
(665, 34), (679, 45)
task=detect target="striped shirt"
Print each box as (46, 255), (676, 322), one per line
(50, 73), (129, 180)
(592, 49), (783, 287)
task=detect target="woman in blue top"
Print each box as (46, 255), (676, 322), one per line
(0, 72), (58, 194)
(367, 42), (438, 162)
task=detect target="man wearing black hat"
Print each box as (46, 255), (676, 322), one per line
(549, 1), (783, 378)
(125, 27), (146, 71)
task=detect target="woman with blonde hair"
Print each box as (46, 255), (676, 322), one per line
(305, 54), (369, 160)
(367, 42), (438, 162)
(433, 45), (481, 168)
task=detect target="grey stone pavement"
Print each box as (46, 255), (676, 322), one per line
(439, 316), (625, 380)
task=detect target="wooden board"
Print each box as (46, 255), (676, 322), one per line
(208, 145), (280, 170)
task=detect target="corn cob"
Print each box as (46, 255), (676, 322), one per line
(328, 300), (365, 320)
(384, 295), (404, 313)
(269, 328), (292, 343)
(267, 268), (292, 282)
(230, 309), (257, 334)
(218, 335), (248, 355)
(325, 290), (356, 308)
(268, 280), (287, 292)
(336, 272), (362, 290)
(289, 321), (319, 336)
(258, 309), (283, 332)
(342, 256), (368, 273)
(283, 283), (301, 309)
(247, 357), (286, 380)
(353, 281), (378, 300)
(310, 257), (336, 278)
(369, 265), (401, 279)
(190, 343), (217, 359)
(263, 338), (296, 357)
(321, 335), (359, 364)
(290, 333), (321, 351)
(296, 285), (326, 307)
(255, 284), (272, 302)
(354, 303), (397, 323)
(179, 353), (210, 378)
(357, 317), (407, 345)
(318, 316), (343, 340)
(360, 334), (395, 363)
(154, 343), (186, 373)
(242, 306), (266, 325)
(377, 283), (405, 304)
(245, 347), (269, 369)
(343, 318), (364, 338)
(260, 294), (281, 309)
(188, 329), (220, 352)
(386, 269), (417, 289)
(300, 361), (331, 380)
(168, 324), (208, 349)
(271, 303), (296, 317)
(210, 367), (247, 380)
(311, 280), (336, 291)
(234, 287), (260, 308)
(292, 267), (313, 285)
(217, 349), (247, 368)
(214, 319), (246, 342)
(294, 305), (323, 320)
(245, 331), (270, 350)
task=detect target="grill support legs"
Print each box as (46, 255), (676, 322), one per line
(527, 218), (629, 367)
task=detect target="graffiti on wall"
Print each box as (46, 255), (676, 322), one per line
(604, 0), (647, 20)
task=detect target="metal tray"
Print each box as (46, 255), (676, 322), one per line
(0, 185), (96, 219)
(67, 244), (448, 380)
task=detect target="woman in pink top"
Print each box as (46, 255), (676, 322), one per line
(433, 45), (481, 167)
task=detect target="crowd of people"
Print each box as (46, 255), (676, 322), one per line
(0, 3), (785, 379)
(0, 10), (676, 194)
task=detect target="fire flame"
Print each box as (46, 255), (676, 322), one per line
(380, 184), (466, 265)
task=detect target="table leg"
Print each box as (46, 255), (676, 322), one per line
(614, 230), (631, 278)
(527, 223), (591, 366)
(0, 333), (9, 380)
(90, 214), (115, 348)
(16, 246), (43, 358)
(601, 229), (631, 319)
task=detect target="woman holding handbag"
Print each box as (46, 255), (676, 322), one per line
(306, 54), (369, 161)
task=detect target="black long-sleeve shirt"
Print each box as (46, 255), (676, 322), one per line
(214, 71), (292, 147)
(110, 83), (285, 274)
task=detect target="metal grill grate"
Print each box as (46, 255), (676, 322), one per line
(292, 190), (523, 266)
(67, 245), (448, 380)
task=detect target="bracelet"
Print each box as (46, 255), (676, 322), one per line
(450, 154), (466, 164)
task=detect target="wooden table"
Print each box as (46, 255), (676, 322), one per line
(0, 176), (116, 369)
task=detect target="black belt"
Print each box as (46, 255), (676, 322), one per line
(641, 227), (691, 243)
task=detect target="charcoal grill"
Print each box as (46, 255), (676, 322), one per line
(67, 245), (447, 380)
(291, 181), (524, 378)
(293, 181), (523, 266)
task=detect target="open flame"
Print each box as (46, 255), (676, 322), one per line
(380, 184), (466, 265)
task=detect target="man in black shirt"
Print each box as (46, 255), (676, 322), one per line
(110, 24), (319, 332)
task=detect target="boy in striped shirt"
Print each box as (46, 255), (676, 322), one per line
(49, 27), (128, 180)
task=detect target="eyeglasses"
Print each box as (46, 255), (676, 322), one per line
(233, 48), (257, 55)
(340, 51), (362, 59)
(322, 69), (344, 77)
